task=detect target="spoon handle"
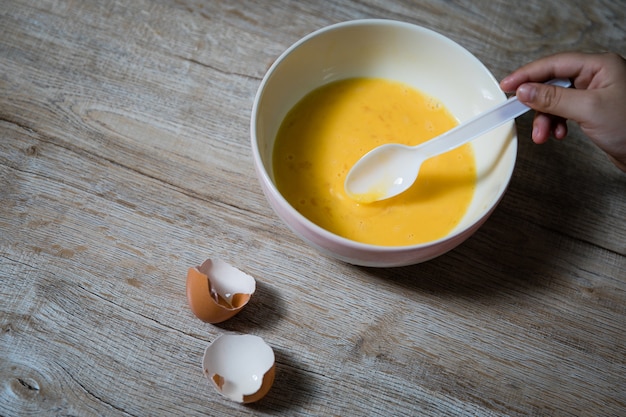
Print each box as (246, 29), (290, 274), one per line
(420, 78), (572, 158)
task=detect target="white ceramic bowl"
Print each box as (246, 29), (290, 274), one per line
(251, 19), (516, 267)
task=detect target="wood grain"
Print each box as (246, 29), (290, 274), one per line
(1, 0), (625, 416)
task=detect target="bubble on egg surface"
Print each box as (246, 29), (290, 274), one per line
(186, 259), (256, 324)
(203, 334), (276, 403)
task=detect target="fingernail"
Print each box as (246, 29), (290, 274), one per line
(500, 75), (513, 85)
(499, 75), (515, 92)
(517, 84), (536, 103)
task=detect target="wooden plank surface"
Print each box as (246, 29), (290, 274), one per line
(1, 0), (625, 416)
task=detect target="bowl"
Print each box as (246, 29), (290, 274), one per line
(251, 19), (516, 267)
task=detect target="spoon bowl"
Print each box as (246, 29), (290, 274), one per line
(345, 79), (571, 203)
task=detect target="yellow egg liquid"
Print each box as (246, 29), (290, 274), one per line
(273, 78), (476, 246)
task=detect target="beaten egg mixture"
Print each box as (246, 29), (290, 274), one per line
(273, 78), (476, 246)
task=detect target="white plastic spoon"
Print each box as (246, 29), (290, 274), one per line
(344, 78), (571, 203)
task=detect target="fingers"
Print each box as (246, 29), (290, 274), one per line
(515, 82), (592, 124)
(531, 113), (551, 144)
(500, 52), (588, 143)
(553, 118), (568, 139)
(501, 52), (626, 169)
(500, 52), (594, 91)
(531, 113), (567, 144)
(499, 52), (615, 124)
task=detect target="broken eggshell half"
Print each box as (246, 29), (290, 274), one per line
(203, 334), (276, 403)
(186, 259), (256, 324)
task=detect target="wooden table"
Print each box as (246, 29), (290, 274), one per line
(1, 1), (625, 416)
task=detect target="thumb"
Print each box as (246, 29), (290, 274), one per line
(516, 83), (582, 122)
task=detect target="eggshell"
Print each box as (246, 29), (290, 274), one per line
(186, 259), (256, 324)
(203, 334), (276, 403)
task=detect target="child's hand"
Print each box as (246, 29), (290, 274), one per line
(500, 52), (626, 172)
